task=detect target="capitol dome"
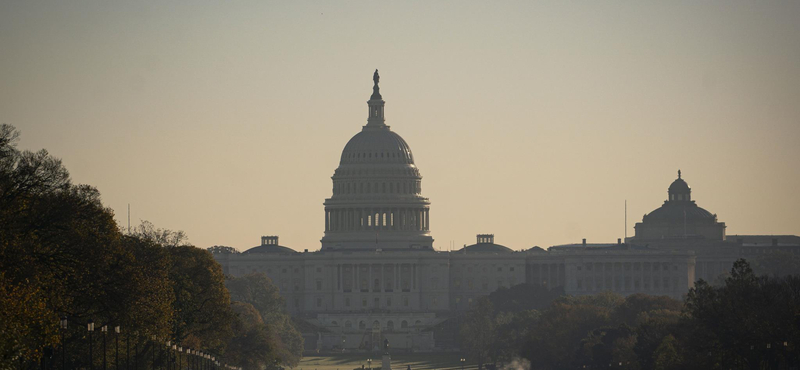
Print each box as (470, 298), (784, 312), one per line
(321, 71), (433, 251)
(339, 129), (414, 165)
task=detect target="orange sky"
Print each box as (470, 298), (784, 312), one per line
(2, 1), (799, 251)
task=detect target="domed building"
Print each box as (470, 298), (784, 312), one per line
(634, 170), (726, 241)
(321, 70), (433, 251)
(212, 72), (799, 352)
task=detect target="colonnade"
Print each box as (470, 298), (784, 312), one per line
(572, 261), (679, 293)
(325, 207), (430, 232)
(335, 263), (418, 292)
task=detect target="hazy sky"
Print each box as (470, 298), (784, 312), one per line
(2, 1), (799, 252)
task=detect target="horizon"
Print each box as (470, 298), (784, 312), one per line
(3, 1), (799, 252)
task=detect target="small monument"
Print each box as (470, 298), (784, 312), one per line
(381, 338), (392, 370)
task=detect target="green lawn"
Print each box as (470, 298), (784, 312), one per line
(293, 353), (479, 370)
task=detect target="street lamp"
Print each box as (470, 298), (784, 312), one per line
(166, 341), (171, 370)
(102, 325), (108, 370)
(88, 320), (96, 370)
(60, 316), (68, 370)
(367, 358), (372, 370)
(178, 347), (182, 370)
(460, 358), (465, 370)
(151, 335), (157, 370)
(115, 326), (120, 370)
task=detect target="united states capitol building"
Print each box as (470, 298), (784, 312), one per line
(212, 71), (799, 352)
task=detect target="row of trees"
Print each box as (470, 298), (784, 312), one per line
(460, 260), (800, 370)
(0, 124), (301, 369)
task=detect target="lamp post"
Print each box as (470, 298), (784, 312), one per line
(60, 316), (68, 370)
(134, 332), (139, 370)
(178, 347), (182, 370)
(88, 320), (95, 370)
(166, 341), (171, 370)
(367, 358), (371, 370)
(102, 325), (108, 370)
(171, 345), (176, 370)
(115, 326), (120, 370)
(460, 358), (465, 370)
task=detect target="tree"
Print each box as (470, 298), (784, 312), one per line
(168, 245), (233, 352)
(652, 335), (681, 370)
(0, 125), (174, 367)
(460, 297), (497, 370)
(208, 245), (239, 254)
(226, 302), (278, 370)
(226, 273), (303, 367)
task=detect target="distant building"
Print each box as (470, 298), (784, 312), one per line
(212, 72), (798, 352)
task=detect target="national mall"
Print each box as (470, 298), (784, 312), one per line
(212, 72), (799, 351)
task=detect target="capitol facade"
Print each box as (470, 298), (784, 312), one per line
(212, 72), (800, 352)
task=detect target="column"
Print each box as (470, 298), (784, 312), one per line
(325, 210), (329, 232)
(381, 264), (385, 292)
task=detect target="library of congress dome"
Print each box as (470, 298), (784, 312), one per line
(213, 71), (799, 352)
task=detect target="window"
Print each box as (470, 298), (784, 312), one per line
(282, 268), (287, 273)
(386, 297), (392, 306)
(362, 299), (367, 307)
(510, 267), (515, 272)
(316, 280), (322, 291)
(331, 321), (338, 326)
(294, 268), (299, 273)
(359, 321), (366, 330)
(497, 267), (502, 272)
(373, 321), (380, 330)
(401, 320), (408, 329)
(345, 297), (351, 307)
(387, 321), (394, 331)
(577, 279), (583, 289)
(432, 297), (438, 306)
(403, 296), (409, 306)
(316, 267), (322, 273)
(316, 297), (322, 308)
(345, 321), (352, 328)
(374, 297), (380, 307)
(294, 298), (299, 308)
(455, 297), (461, 304)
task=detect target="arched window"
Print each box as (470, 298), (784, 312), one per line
(387, 321), (394, 331)
(359, 321), (366, 330)
(415, 320), (422, 326)
(401, 320), (408, 329)
(373, 321), (380, 330)
(345, 321), (352, 328)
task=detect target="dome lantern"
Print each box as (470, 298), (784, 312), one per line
(366, 69), (387, 128)
(668, 169), (691, 202)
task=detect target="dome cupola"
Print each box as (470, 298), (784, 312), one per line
(668, 170), (691, 202)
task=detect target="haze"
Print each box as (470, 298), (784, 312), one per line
(2, 1), (798, 252)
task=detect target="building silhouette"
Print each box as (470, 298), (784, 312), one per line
(212, 72), (799, 351)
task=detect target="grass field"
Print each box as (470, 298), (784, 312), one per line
(292, 353), (481, 370)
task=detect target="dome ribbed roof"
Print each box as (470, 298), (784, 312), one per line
(459, 243), (514, 253)
(339, 127), (414, 165)
(644, 202), (715, 222)
(243, 244), (296, 254)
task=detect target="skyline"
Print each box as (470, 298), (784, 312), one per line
(2, 1), (799, 251)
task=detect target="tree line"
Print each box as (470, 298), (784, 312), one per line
(0, 124), (302, 369)
(460, 260), (800, 370)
